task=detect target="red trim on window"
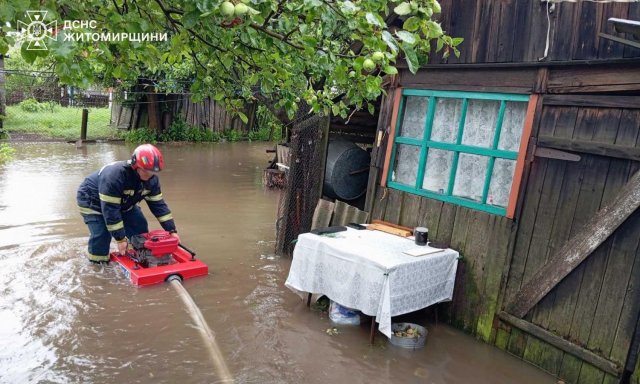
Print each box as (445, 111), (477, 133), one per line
(506, 94), (538, 219)
(380, 88), (403, 187)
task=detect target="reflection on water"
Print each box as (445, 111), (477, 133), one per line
(0, 142), (556, 384)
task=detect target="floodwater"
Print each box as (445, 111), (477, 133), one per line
(0, 142), (558, 384)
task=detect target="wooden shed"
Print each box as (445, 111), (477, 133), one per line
(364, 1), (640, 383)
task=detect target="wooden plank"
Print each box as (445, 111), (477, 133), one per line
(598, 2), (629, 59)
(506, 169), (640, 319)
(470, 0), (495, 63)
(367, 223), (412, 237)
(436, 202), (456, 246)
(510, 0), (532, 62)
(448, 206), (473, 329)
(418, 197), (443, 244)
(524, 0), (548, 62)
(573, 1), (603, 60)
(623, 2), (640, 59)
(461, 211), (492, 332)
(499, 311), (621, 376)
(446, 0), (477, 64)
(589, 165), (640, 366)
(537, 136), (640, 162)
(547, 64), (640, 94)
(496, 0), (517, 63)
(616, 109), (640, 147)
(521, 158), (567, 375)
(476, 215), (512, 342)
(430, 0), (452, 65)
(383, 188), (403, 224)
(371, 186), (389, 221)
(503, 158), (549, 304)
(543, 95), (640, 109)
(400, 67), (537, 93)
(399, 193), (421, 229)
(551, 1), (579, 61)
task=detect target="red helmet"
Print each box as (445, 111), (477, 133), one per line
(130, 144), (164, 172)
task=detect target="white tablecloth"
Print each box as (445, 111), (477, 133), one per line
(285, 227), (459, 338)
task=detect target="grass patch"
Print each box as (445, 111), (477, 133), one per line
(3, 105), (120, 140)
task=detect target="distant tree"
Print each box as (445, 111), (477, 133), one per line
(0, 0), (462, 123)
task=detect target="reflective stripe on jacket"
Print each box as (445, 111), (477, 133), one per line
(76, 161), (176, 240)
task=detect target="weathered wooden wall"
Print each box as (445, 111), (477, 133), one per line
(369, 59), (640, 383)
(111, 96), (249, 133)
(431, 0), (640, 65)
(500, 99), (640, 384)
(176, 97), (247, 133)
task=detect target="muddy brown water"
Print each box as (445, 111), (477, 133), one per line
(0, 142), (558, 384)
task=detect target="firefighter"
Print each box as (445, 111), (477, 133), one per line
(76, 144), (178, 263)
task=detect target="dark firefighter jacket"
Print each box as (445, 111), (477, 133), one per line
(76, 161), (176, 241)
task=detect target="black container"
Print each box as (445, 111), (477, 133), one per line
(414, 227), (428, 246)
(323, 140), (371, 201)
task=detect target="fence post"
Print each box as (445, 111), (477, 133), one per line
(80, 108), (88, 141)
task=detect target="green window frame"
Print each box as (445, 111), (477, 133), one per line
(387, 89), (531, 217)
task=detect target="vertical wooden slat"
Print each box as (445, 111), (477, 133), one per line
(399, 193), (421, 229)
(471, 0), (495, 63)
(447, 0), (477, 64)
(573, 1), (603, 60)
(624, 2), (640, 58)
(598, 2), (629, 59)
(383, 188), (403, 223)
(371, 185), (389, 221)
(418, 197), (443, 241)
(551, 2), (579, 62)
(523, 0), (548, 62)
(496, 0), (517, 63)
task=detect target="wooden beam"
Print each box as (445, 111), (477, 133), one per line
(534, 147), (581, 162)
(506, 170), (640, 318)
(537, 136), (640, 162)
(498, 311), (621, 376)
(543, 94), (640, 109)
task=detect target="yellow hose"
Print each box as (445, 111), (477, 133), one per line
(170, 279), (234, 383)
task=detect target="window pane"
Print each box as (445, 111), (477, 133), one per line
(431, 98), (461, 143)
(422, 149), (453, 193)
(453, 153), (488, 202)
(399, 96), (428, 139)
(392, 144), (421, 186)
(498, 101), (527, 151)
(487, 159), (516, 208)
(461, 99), (500, 148)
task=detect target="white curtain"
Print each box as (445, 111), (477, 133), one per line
(394, 95), (528, 208)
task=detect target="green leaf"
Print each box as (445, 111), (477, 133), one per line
(401, 44), (419, 74)
(382, 65), (398, 75)
(365, 13), (384, 28)
(396, 30), (416, 45)
(238, 111), (249, 124)
(452, 37), (464, 47)
(393, 2), (412, 16)
(183, 10), (200, 29)
(381, 31), (398, 53)
(403, 16), (421, 32)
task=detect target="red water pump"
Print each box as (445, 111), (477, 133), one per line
(110, 230), (208, 286)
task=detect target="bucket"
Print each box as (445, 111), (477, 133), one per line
(390, 323), (427, 349)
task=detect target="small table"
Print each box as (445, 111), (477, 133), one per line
(285, 227), (459, 341)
